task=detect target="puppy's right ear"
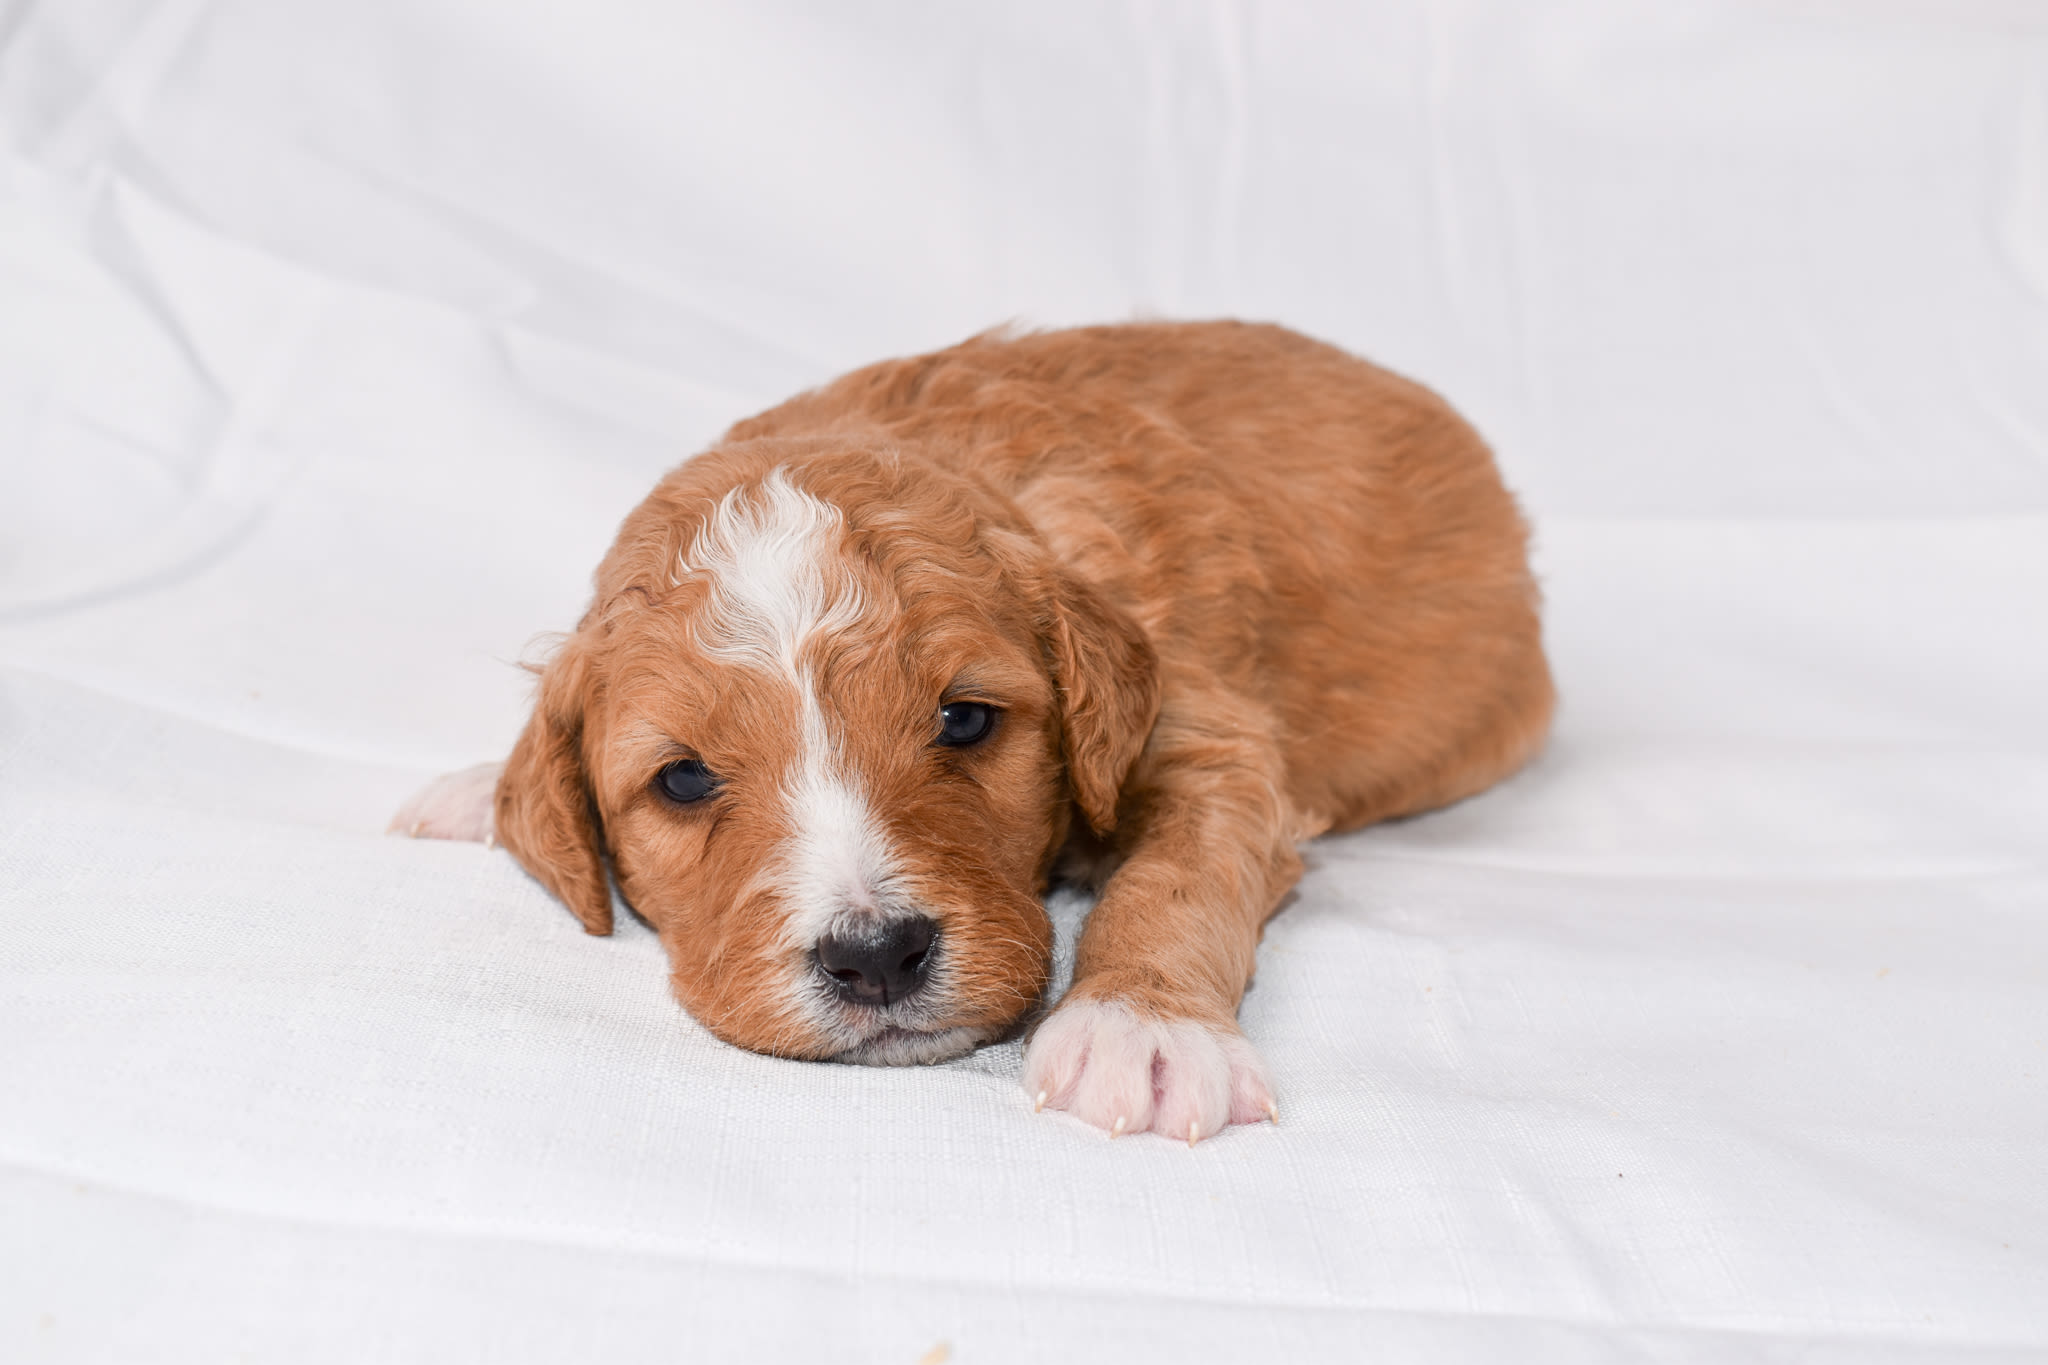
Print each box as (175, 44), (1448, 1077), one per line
(494, 636), (614, 935)
(1045, 568), (1162, 837)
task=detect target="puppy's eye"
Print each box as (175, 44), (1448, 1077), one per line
(655, 758), (719, 804)
(936, 701), (996, 748)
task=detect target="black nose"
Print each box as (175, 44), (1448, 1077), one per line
(816, 916), (937, 1007)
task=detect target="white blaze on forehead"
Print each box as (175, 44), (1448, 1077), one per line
(673, 468), (902, 949)
(676, 467), (867, 672)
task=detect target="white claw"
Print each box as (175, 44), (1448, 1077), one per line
(1110, 1115), (1126, 1139)
(483, 831), (495, 850)
(409, 821), (423, 838)
(1267, 1100), (1279, 1126)
(1034, 1089), (1047, 1114)
(1188, 1121), (1199, 1148)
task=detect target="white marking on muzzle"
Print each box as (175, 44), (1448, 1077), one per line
(781, 680), (902, 950)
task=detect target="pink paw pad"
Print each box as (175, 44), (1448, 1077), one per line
(388, 761), (503, 844)
(1023, 998), (1276, 1145)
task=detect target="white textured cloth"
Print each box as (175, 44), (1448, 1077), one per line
(3, 3), (2046, 1361)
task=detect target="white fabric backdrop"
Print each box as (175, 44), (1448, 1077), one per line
(3, 2), (2045, 1361)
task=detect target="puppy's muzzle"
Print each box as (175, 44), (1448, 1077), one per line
(815, 915), (937, 1008)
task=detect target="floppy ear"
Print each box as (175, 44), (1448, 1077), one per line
(1045, 571), (1162, 835)
(494, 637), (614, 935)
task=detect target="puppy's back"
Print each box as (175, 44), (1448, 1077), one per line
(732, 320), (1554, 832)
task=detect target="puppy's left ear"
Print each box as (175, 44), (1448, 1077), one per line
(1045, 571), (1161, 835)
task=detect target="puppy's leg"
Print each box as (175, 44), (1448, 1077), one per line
(1025, 699), (1298, 1144)
(388, 761), (503, 844)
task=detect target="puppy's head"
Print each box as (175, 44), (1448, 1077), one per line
(494, 449), (1159, 1063)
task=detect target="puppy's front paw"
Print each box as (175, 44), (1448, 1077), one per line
(1023, 997), (1276, 1145)
(388, 761), (503, 844)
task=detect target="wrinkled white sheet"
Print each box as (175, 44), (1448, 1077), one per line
(3, 3), (2046, 1361)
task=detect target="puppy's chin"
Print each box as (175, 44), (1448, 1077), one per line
(835, 1024), (993, 1067)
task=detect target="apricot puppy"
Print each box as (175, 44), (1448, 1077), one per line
(393, 321), (1553, 1143)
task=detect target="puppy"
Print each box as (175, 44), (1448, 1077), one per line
(393, 321), (1553, 1144)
